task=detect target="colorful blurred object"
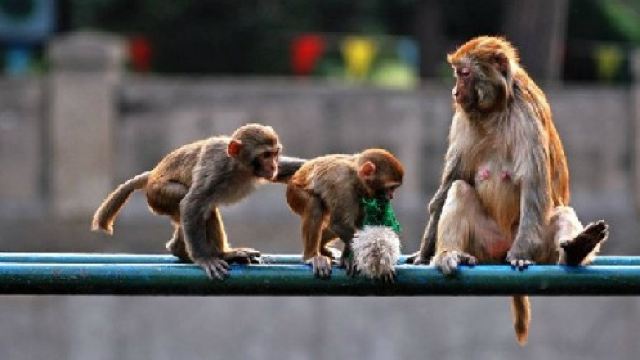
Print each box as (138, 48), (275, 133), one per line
(341, 36), (377, 80)
(129, 36), (152, 73)
(595, 44), (624, 81)
(4, 46), (32, 76)
(290, 34), (326, 76)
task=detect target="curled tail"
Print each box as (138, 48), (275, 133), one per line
(91, 171), (150, 235)
(511, 295), (531, 346)
(273, 156), (306, 183)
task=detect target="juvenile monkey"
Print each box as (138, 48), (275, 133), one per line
(411, 37), (608, 344)
(92, 123), (298, 280)
(286, 149), (404, 278)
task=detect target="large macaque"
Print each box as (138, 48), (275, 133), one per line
(412, 37), (608, 344)
(92, 123), (303, 280)
(286, 149), (404, 278)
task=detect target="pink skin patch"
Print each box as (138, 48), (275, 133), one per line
(477, 167), (491, 181)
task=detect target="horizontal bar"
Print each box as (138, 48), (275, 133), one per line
(0, 253), (635, 266)
(0, 263), (639, 295)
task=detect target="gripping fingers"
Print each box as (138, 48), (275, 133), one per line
(223, 248), (262, 264)
(340, 255), (359, 277)
(195, 258), (230, 280)
(509, 258), (534, 271)
(433, 251), (477, 276)
(407, 251), (429, 265)
(308, 255), (332, 279)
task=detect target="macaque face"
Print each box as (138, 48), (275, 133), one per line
(252, 145), (281, 180)
(452, 63), (476, 110)
(379, 181), (402, 200)
(452, 60), (507, 114)
(363, 174), (402, 200)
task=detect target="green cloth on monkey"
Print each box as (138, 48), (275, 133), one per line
(360, 197), (401, 234)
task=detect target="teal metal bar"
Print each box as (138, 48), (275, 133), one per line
(0, 253), (636, 265)
(0, 263), (639, 296)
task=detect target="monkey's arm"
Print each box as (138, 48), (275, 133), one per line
(507, 130), (552, 269)
(326, 190), (360, 276)
(273, 156), (307, 183)
(413, 153), (462, 264)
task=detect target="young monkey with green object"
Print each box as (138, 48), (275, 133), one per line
(285, 149), (404, 279)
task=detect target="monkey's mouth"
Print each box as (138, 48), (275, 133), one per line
(255, 169), (277, 180)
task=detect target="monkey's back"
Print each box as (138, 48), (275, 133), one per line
(291, 154), (356, 193)
(149, 138), (228, 186)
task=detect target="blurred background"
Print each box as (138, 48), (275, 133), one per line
(0, 0), (639, 359)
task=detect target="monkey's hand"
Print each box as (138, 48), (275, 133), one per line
(194, 257), (230, 280)
(339, 249), (358, 277)
(506, 244), (536, 271)
(223, 248), (262, 265)
(307, 255), (333, 279)
(431, 250), (477, 276)
(406, 251), (430, 265)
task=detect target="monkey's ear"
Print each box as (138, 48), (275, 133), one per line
(227, 140), (243, 157)
(358, 161), (376, 178)
(494, 53), (510, 76)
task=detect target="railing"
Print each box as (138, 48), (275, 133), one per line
(0, 253), (638, 296)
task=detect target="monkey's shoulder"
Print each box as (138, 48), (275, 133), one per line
(293, 155), (357, 191)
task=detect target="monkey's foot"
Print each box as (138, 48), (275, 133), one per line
(307, 255), (332, 279)
(194, 257), (229, 280)
(432, 250), (477, 276)
(222, 248), (261, 265)
(561, 220), (608, 266)
(165, 239), (190, 262)
(339, 254), (359, 277)
(506, 251), (535, 271)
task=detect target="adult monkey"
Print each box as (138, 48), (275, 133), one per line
(410, 37), (608, 344)
(93, 123), (305, 280)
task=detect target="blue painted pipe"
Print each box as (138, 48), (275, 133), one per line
(0, 253), (636, 265)
(0, 262), (639, 295)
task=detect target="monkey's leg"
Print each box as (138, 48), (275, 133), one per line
(302, 196), (332, 278)
(166, 221), (190, 262)
(147, 180), (189, 215)
(320, 229), (340, 260)
(207, 208), (261, 265)
(328, 212), (358, 277)
(550, 206), (608, 265)
(432, 180), (508, 275)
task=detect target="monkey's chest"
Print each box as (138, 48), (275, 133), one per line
(474, 161), (520, 235)
(217, 179), (257, 205)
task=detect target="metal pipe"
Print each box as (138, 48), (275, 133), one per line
(0, 253), (636, 266)
(0, 262), (639, 296)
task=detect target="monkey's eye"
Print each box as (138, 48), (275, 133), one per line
(261, 151), (278, 160)
(457, 67), (470, 77)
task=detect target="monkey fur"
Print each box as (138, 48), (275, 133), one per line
(411, 36), (608, 345)
(285, 149), (404, 279)
(92, 123), (305, 280)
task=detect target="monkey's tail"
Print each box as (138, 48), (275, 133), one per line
(91, 171), (150, 235)
(273, 156), (307, 183)
(511, 295), (531, 346)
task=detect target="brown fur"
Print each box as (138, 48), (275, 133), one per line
(412, 37), (608, 345)
(92, 123), (288, 280)
(286, 149), (404, 278)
